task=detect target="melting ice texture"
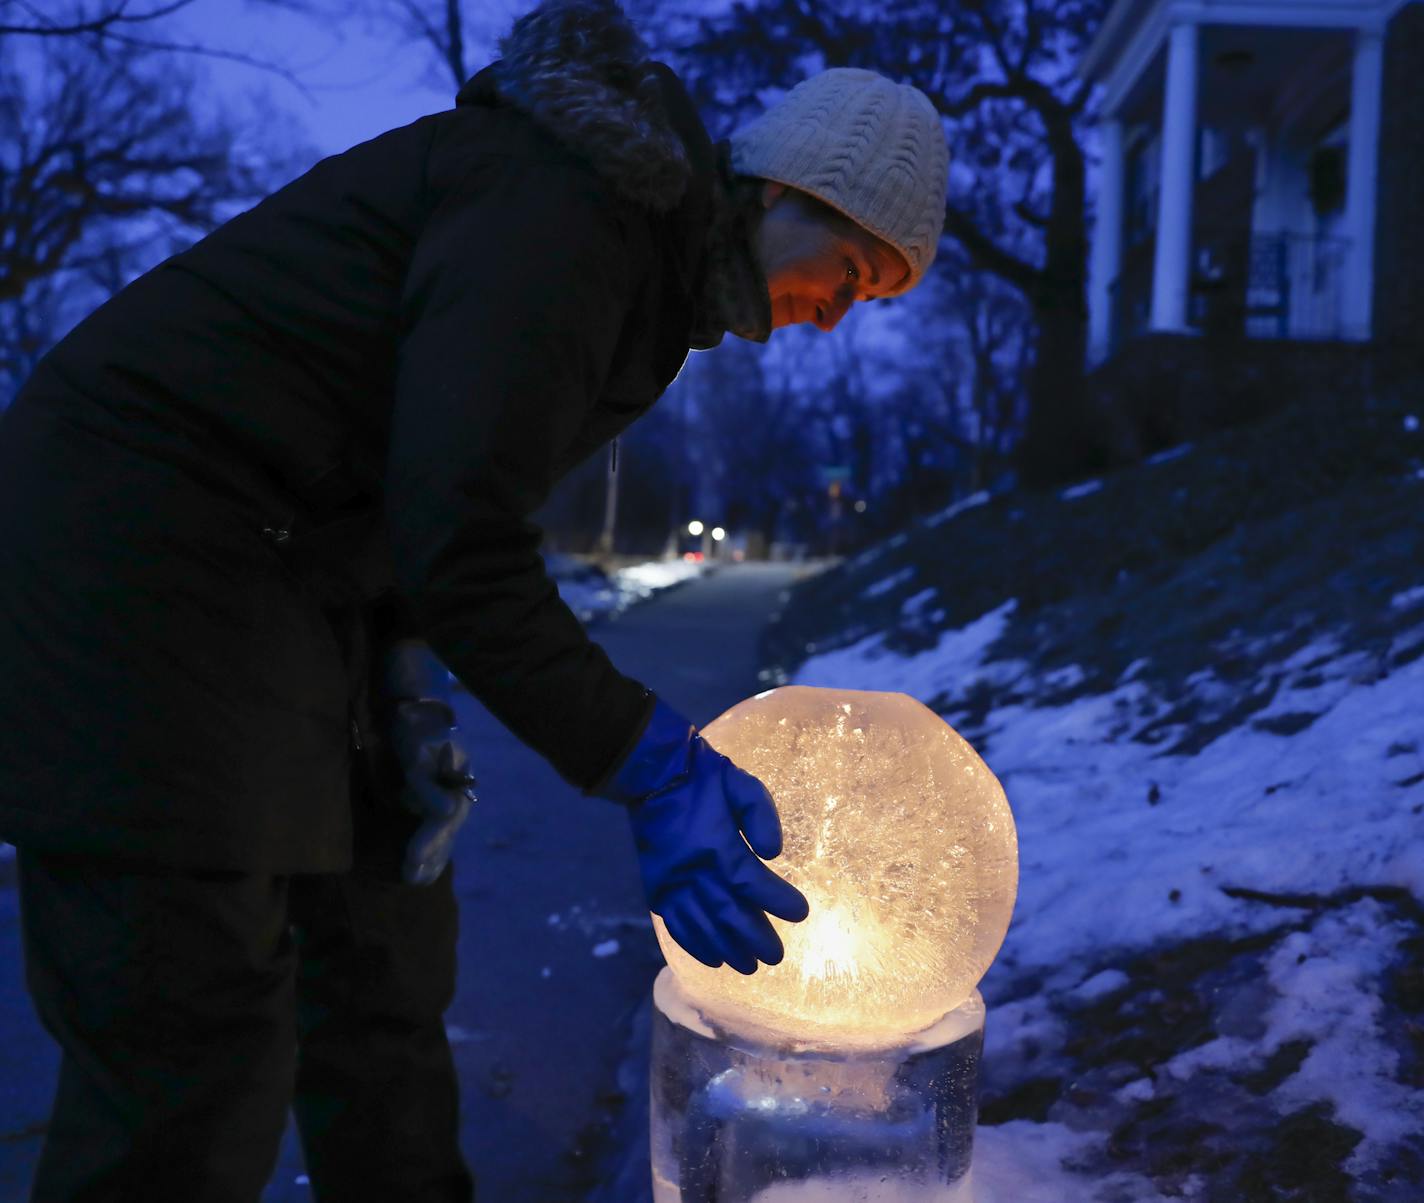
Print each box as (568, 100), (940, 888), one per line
(653, 686), (1018, 1048)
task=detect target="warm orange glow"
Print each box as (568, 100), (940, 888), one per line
(653, 687), (1018, 1048)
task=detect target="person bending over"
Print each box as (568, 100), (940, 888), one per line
(0, 0), (948, 1198)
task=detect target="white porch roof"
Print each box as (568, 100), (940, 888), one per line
(1081, 0), (1411, 116)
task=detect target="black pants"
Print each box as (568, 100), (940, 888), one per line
(16, 843), (475, 1203)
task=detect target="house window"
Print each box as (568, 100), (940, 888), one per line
(1126, 132), (1161, 245)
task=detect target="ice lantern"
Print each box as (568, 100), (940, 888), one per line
(649, 686), (1018, 1202)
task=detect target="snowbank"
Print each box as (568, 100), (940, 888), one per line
(792, 565), (1424, 1197)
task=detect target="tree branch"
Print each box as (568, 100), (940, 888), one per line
(942, 202), (1040, 296)
(1013, 200), (1050, 229)
(963, 0), (1021, 88)
(443, 0), (465, 88)
(0, 0), (197, 36)
(1010, 161), (1050, 229)
(392, 0), (444, 64)
(933, 78), (1024, 119)
(91, 29), (314, 98)
(1020, 0), (1045, 78)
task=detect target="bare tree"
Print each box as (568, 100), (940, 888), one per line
(1, 0), (312, 89)
(939, 259), (1033, 491)
(676, 335), (827, 553)
(0, 20), (312, 401)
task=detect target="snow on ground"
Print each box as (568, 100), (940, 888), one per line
(1144, 443), (1194, 466)
(544, 554), (706, 624)
(974, 1122), (1173, 1203)
(1059, 478), (1104, 502)
(862, 565), (915, 599)
(613, 558), (707, 599)
(792, 596), (1424, 1198)
(926, 490), (991, 529)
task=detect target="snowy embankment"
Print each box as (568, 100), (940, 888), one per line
(771, 395), (1423, 1200)
(796, 596), (1422, 1200)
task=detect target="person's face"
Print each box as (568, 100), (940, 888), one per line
(754, 181), (911, 332)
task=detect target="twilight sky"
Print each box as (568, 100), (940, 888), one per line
(166, 0), (527, 159)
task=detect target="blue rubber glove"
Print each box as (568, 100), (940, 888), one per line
(598, 698), (810, 974)
(384, 641), (476, 887)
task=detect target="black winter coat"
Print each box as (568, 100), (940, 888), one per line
(0, 45), (716, 872)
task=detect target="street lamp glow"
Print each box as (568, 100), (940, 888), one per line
(711, 527), (726, 542)
(687, 520), (704, 537)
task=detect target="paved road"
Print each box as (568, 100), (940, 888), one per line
(0, 561), (814, 1202)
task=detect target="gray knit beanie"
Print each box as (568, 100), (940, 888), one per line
(729, 68), (949, 295)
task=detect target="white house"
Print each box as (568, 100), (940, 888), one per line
(1080, 0), (1418, 367)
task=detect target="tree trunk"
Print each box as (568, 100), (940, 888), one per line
(1017, 111), (1091, 488)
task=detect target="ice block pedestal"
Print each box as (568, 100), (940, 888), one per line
(650, 967), (984, 1202)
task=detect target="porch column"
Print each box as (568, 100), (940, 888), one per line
(1342, 27), (1384, 341)
(1088, 117), (1125, 365)
(1150, 20), (1199, 333)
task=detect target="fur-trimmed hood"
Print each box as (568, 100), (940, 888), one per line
(456, 0), (698, 213)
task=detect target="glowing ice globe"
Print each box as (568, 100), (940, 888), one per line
(654, 686), (1018, 1048)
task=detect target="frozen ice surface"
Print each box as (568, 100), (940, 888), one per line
(651, 969), (983, 1202)
(655, 686), (1017, 1047)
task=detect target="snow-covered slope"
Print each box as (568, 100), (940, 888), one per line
(776, 398), (1424, 1200)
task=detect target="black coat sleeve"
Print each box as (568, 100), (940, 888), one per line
(385, 140), (653, 791)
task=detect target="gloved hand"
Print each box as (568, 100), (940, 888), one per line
(383, 640), (476, 887)
(596, 697), (810, 974)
